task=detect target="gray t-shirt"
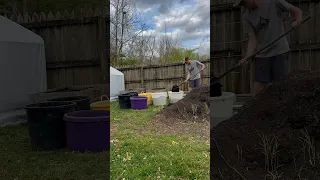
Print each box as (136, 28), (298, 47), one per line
(186, 60), (203, 80)
(243, 0), (294, 58)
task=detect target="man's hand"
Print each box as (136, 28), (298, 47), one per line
(201, 64), (205, 71)
(291, 7), (302, 28)
(184, 79), (189, 83)
(292, 20), (301, 28)
(238, 57), (250, 66)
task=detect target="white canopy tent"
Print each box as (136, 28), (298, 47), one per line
(0, 16), (47, 125)
(110, 66), (125, 101)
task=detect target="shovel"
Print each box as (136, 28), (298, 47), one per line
(210, 15), (312, 97)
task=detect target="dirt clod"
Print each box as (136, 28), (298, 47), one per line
(211, 70), (320, 180)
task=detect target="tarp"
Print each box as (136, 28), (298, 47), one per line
(110, 66), (125, 101)
(0, 16), (47, 112)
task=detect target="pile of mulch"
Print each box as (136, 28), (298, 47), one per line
(156, 85), (210, 122)
(211, 70), (320, 180)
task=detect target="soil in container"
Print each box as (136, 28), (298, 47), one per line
(148, 88), (167, 93)
(120, 91), (138, 95)
(45, 87), (90, 93)
(47, 96), (90, 110)
(25, 102), (76, 151)
(64, 110), (110, 152)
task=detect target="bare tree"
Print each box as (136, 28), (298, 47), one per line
(110, 0), (186, 66)
(110, 0), (148, 66)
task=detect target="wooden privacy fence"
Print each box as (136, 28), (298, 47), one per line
(5, 8), (109, 89)
(211, 0), (320, 94)
(116, 60), (210, 91)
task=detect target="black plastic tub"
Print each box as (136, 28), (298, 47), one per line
(118, 92), (138, 109)
(25, 101), (76, 151)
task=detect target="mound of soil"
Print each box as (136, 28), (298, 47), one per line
(157, 85), (210, 121)
(211, 70), (320, 180)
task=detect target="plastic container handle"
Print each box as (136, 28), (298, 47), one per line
(101, 95), (109, 101)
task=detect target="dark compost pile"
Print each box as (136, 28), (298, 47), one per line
(157, 85), (210, 121)
(211, 70), (320, 180)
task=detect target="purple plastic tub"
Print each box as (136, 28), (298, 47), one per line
(63, 110), (110, 153)
(130, 96), (147, 110)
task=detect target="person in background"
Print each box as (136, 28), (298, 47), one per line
(184, 57), (205, 90)
(234, 0), (302, 95)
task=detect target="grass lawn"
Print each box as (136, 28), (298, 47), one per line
(0, 123), (109, 180)
(0, 101), (209, 180)
(110, 102), (210, 179)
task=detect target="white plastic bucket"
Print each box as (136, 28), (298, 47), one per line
(152, 96), (167, 106)
(210, 92), (236, 128)
(170, 97), (181, 103)
(151, 92), (168, 98)
(168, 91), (184, 103)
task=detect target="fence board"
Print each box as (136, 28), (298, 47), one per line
(116, 60), (210, 91)
(8, 9), (109, 89)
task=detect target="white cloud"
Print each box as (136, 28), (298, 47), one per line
(132, 0), (189, 13)
(137, 0), (210, 49)
(114, 0), (210, 57)
(141, 7), (152, 13)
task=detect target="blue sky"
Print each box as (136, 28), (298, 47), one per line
(133, 0), (210, 54)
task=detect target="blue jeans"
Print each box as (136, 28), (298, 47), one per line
(189, 78), (201, 88)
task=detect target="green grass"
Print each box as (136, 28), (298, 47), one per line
(110, 102), (210, 179)
(0, 124), (109, 180)
(0, 102), (209, 180)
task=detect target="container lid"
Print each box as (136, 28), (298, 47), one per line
(25, 101), (77, 109)
(47, 96), (90, 102)
(118, 94), (131, 97)
(64, 110), (110, 122)
(139, 93), (152, 95)
(120, 91), (138, 95)
(130, 96), (147, 100)
(90, 100), (110, 108)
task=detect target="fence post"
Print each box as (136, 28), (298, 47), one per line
(140, 66), (144, 88)
(97, 16), (108, 84)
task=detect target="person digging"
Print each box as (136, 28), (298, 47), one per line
(234, 0), (302, 96)
(184, 57), (205, 91)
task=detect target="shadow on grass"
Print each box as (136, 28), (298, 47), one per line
(0, 123), (110, 180)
